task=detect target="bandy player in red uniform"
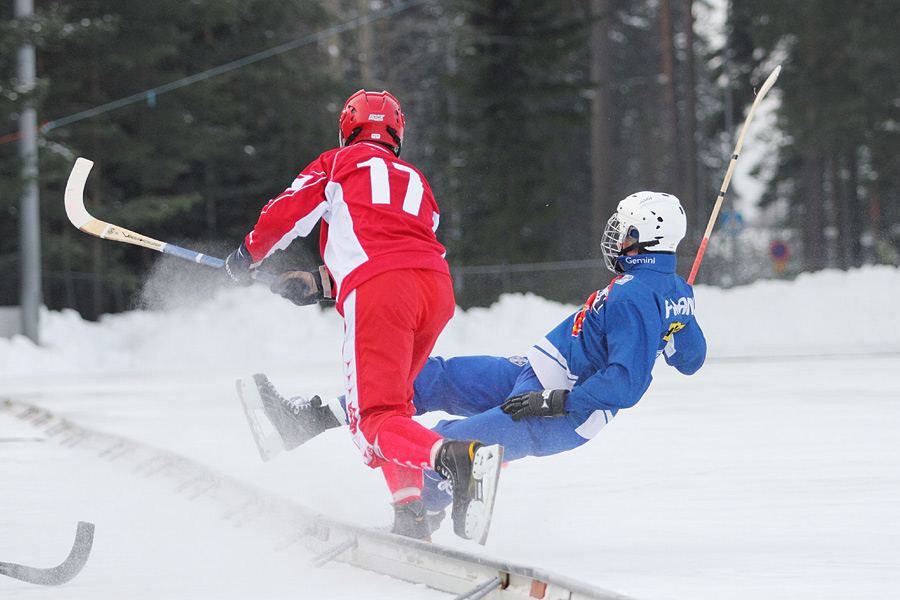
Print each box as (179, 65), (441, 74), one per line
(225, 90), (503, 544)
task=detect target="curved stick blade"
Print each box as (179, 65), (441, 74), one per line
(64, 158), (96, 229)
(61, 157), (278, 285)
(0, 521), (95, 586)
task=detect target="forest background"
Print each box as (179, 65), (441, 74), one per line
(1, 0), (898, 319)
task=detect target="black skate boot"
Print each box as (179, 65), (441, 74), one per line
(390, 499), (431, 541)
(252, 373), (343, 451)
(434, 440), (504, 545)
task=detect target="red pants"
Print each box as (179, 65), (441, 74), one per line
(341, 269), (455, 501)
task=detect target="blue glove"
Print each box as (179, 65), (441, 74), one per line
(224, 241), (254, 286)
(501, 389), (569, 421)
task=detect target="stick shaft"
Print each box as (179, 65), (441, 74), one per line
(65, 158), (275, 284)
(687, 65), (781, 285)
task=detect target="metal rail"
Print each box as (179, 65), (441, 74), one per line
(1, 398), (636, 600)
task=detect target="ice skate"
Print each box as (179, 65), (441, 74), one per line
(390, 499), (431, 541)
(389, 500), (447, 542)
(434, 440), (504, 545)
(236, 374), (343, 461)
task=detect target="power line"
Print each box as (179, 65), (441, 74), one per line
(1, 0), (429, 144)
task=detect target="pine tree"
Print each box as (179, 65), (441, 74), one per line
(438, 0), (589, 306)
(729, 0), (900, 271)
(1, 0), (340, 317)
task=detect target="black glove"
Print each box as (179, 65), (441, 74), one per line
(224, 241), (254, 286)
(271, 265), (334, 306)
(501, 389), (569, 421)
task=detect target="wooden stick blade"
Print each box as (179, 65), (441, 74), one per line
(61, 157), (279, 287)
(64, 157), (95, 229)
(63, 158), (168, 250)
(757, 64), (782, 100)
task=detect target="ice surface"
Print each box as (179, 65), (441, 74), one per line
(1, 266), (899, 599)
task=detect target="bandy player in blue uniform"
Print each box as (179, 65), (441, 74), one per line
(243, 190), (707, 535)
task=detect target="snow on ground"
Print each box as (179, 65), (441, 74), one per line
(1, 265), (899, 599)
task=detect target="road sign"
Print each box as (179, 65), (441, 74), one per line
(769, 239), (791, 262)
(720, 211), (744, 236)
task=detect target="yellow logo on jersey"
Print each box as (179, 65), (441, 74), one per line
(663, 322), (685, 342)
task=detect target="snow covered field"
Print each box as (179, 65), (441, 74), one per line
(2, 265), (899, 599)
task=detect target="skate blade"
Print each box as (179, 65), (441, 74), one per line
(236, 378), (285, 462)
(465, 443), (504, 545)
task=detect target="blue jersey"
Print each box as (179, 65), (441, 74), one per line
(526, 253), (706, 430)
(417, 252), (707, 511)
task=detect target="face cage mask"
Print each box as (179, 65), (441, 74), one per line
(601, 214), (662, 273)
(600, 214), (625, 273)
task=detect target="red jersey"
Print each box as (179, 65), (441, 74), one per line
(244, 142), (450, 311)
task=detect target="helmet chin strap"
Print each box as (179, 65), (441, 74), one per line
(618, 239), (659, 257)
(614, 239), (660, 273)
(340, 126), (401, 156)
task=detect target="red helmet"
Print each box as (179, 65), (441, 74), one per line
(339, 90), (405, 156)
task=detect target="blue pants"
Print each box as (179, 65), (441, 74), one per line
(340, 355), (593, 510)
(410, 356), (592, 511)
(414, 356), (590, 459)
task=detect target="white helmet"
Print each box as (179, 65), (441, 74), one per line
(601, 191), (686, 273)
